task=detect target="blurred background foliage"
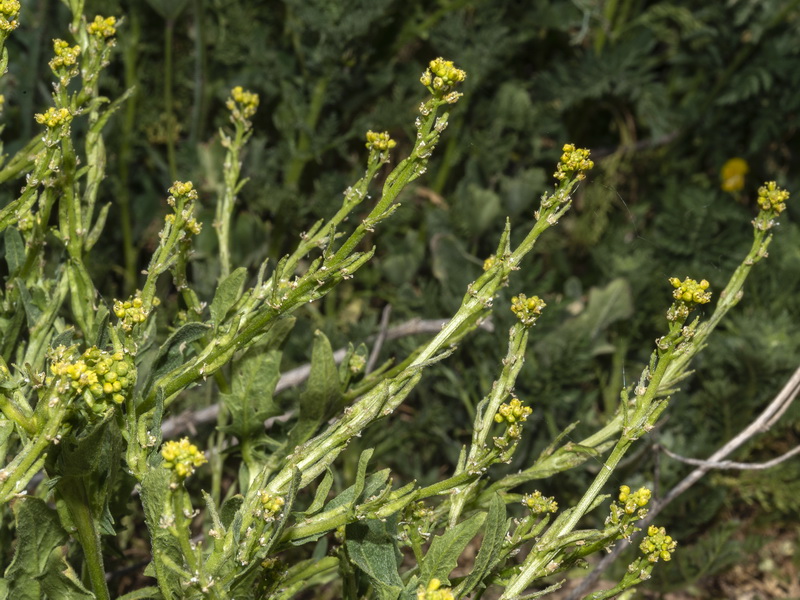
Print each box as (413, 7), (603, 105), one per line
(3, 0), (800, 595)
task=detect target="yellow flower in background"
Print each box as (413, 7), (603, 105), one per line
(720, 157), (749, 192)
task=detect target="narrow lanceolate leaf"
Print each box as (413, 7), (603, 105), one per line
(346, 516), (403, 600)
(210, 266), (248, 325)
(419, 512), (486, 587)
(456, 493), (507, 596)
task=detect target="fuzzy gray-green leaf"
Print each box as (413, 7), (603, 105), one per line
(210, 266), (248, 325)
(419, 512), (486, 587)
(346, 516), (403, 600)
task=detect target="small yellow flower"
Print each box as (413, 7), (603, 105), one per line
(640, 525), (677, 563)
(256, 491), (285, 521)
(0, 0), (20, 32)
(417, 578), (454, 600)
(554, 144), (593, 181)
(522, 490), (558, 515)
(420, 58), (466, 103)
(87, 15), (116, 39)
(668, 277), (711, 305)
(49, 39), (81, 71)
(365, 130), (397, 152)
(226, 86), (259, 121)
(618, 485), (651, 514)
(34, 107), (72, 128)
(720, 157), (749, 192)
(494, 397), (532, 424)
(510, 293), (546, 326)
(161, 438), (207, 480)
(756, 181), (789, 215)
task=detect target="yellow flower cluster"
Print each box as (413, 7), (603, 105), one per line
(49, 39), (80, 71)
(256, 491), (285, 521)
(510, 293), (546, 327)
(417, 579), (454, 600)
(420, 58), (466, 103)
(554, 144), (594, 181)
(49, 345), (134, 406)
(757, 181), (790, 215)
(34, 107), (72, 128)
(0, 0), (20, 32)
(169, 180), (197, 201)
(161, 438), (207, 480)
(618, 485), (651, 514)
(669, 277), (711, 305)
(494, 397), (532, 424)
(522, 490), (558, 515)
(639, 525), (677, 563)
(482, 254), (497, 271)
(87, 15), (116, 39)
(113, 292), (157, 332)
(409, 500), (434, 521)
(365, 130), (397, 152)
(226, 86), (259, 121)
(165, 181), (202, 235)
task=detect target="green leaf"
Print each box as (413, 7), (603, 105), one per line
(581, 278), (634, 340)
(349, 448), (375, 511)
(50, 415), (124, 537)
(419, 512), (486, 586)
(210, 266), (248, 325)
(3, 498), (68, 600)
(67, 259), (97, 337)
(38, 551), (94, 599)
(303, 468), (334, 515)
(151, 322), (212, 381)
(456, 494), (507, 596)
(346, 516), (403, 600)
(3, 228), (24, 275)
(287, 330), (342, 449)
(117, 586), (162, 600)
(220, 495), (244, 530)
(141, 468), (184, 600)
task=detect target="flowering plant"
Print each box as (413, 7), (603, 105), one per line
(0, 5), (791, 600)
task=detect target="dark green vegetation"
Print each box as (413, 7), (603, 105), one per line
(2, 0), (799, 596)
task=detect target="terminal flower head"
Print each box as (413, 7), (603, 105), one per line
(87, 15), (117, 39)
(161, 438), (207, 480)
(365, 130), (397, 152)
(640, 525), (677, 563)
(522, 490), (558, 515)
(35, 107), (72, 129)
(756, 181), (789, 215)
(420, 58), (466, 103)
(0, 0), (20, 32)
(554, 144), (593, 181)
(511, 293), (546, 326)
(669, 277), (711, 305)
(49, 39), (80, 72)
(226, 86), (259, 122)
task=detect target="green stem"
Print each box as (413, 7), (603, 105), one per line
(284, 77), (329, 189)
(118, 12), (140, 294)
(60, 484), (111, 600)
(0, 403), (68, 504)
(0, 394), (35, 435)
(164, 18), (177, 181)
